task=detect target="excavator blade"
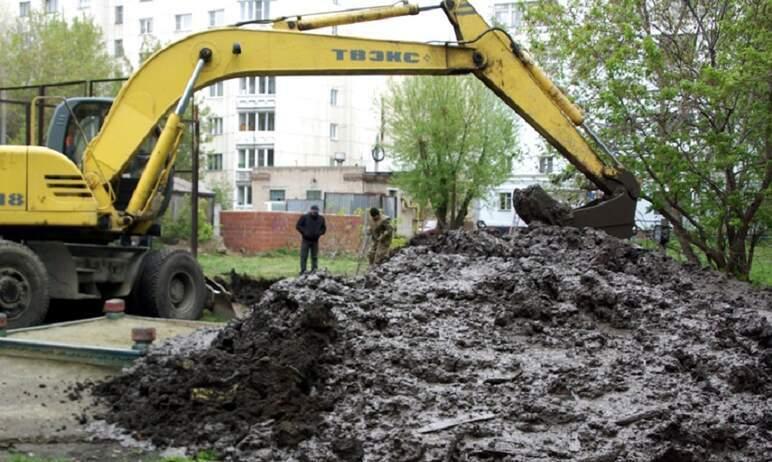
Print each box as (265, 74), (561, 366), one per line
(513, 185), (636, 239)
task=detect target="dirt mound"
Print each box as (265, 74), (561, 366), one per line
(92, 227), (772, 461)
(92, 291), (337, 450)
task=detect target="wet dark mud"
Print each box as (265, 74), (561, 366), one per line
(513, 185), (573, 225)
(214, 270), (281, 306)
(92, 226), (772, 461)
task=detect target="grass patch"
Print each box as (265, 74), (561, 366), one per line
(750, 245), (771, 287)
(159, 450), (218, 462)
(7, 456), (68, 462)
(197, 252), (361, 279)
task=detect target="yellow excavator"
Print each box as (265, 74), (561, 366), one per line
(0, 0), (639, 328)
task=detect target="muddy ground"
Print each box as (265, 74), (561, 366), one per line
(92, 226), (772, 461)
(215, 270), (280, 306)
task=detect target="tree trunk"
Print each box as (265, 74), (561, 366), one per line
(435, 202), (449, 231)
(451, 192), (475, 229)
(726, 233), (751, 281)
(672, 227), (700, 265)
(668, 211), (700, 265)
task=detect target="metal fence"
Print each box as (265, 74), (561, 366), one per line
(324, 193), (397, 217)
(286, 199), (324, 213)
(274, 193), (398, 218)
(0, 78), (127, 146)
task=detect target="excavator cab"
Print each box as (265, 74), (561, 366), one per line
(46, 98), (112, 167)
(45, 98), (174, 220)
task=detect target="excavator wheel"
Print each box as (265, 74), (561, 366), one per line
(0, 241), (50, 329)
(136, 249), (206, 320)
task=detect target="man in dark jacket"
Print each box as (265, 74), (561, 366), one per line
(296, 205), (327, 275)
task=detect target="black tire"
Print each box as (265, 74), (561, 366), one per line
(137, 249), (206, 320)
(0, 241), (50, 329)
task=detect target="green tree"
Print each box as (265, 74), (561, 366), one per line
(383, 76), (518, 230)
(0, 11), (122, 143)
(526, 0), (771, 280)
(0, 11), (121, 85)
(160, 195), (214, 244)
(210, 179), (234, 211)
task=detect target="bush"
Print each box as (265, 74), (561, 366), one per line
(391, 235), (408, 250)
(160, 198), (213, 244)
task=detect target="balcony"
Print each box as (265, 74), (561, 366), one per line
(235, 170), (252, 183)
(236, 94), (276, 110)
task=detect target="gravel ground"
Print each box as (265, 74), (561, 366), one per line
(91, 226), (772, 461)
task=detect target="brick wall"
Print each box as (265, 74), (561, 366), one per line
(220, 211), (363, 254)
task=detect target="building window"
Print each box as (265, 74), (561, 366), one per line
(237, 184), (253, 207)
(175, 13), (192, 31)
(493, 2), (533, 29)
(269, 189), (285, 202)
(114, 39), (124, 58)
(259, 111), (275, 131)
(139, 17), (154, 34)
(45, 0), (57, 13)
(498, 192), (512, 211)
(208, 82), (224, 97)
(239, 77), (254, 95)
(19, 1), (30, 17)
(260, 76), (275, 94)
(306, 190), (322, 201)
(208, 9), (224, 27)
(329, 123), (338, 140)
(238, 146), (274, 168)
(239, 0), (269, 21)
(79, 0), (89, 9)
(539, 156), (554, 174)
(238, 148), (253, 169)
(114, 5), (123, 24)
(239, 111), (273, 131)
(209, 117), (223, 136)
(239, 76), (275, 95)
(207, 153), (223, 171)
(330, 88), (338, 106)
(239, 113), (255, 131)
(258, 147), (274, 166)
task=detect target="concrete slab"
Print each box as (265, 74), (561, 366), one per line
(0, 357), (109, 444)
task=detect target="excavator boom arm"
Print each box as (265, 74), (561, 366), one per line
(81, 31), (479, 220)
(82, 0), (638, 236)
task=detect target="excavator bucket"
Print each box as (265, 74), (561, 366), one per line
(513, 184), (637, 239)
(204, 276), (240, 320)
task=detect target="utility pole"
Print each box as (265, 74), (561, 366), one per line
(0, 90), (6, 143)
(191, 104), (200, 258)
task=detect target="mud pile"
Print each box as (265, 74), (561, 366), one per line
(93, 226), (772, 461)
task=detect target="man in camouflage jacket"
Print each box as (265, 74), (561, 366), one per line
(367, 207), (393, 265)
